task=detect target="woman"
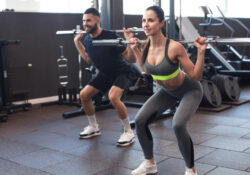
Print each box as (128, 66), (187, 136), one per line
(128, 6), (207, 175)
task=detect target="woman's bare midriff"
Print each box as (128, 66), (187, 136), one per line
(155, 71), (186, 91)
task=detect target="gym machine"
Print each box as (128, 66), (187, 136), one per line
(197, 7), (250, 103)
(216, 5), (250, 71)
(0, 40), (31, 114)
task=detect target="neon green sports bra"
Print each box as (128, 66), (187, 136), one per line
(144, 39), (180, 80)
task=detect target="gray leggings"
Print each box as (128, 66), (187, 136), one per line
(135, 75), (203, 168)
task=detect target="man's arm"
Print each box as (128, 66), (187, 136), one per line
(74, 31), (92, 64)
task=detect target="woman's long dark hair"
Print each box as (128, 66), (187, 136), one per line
(141, 6), (165, 64)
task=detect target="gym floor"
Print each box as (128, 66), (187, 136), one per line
(0, 86), (250, 175)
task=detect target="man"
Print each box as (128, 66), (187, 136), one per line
(74, 8), (140, 146)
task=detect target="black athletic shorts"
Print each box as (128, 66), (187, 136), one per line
(88, 72), (139, 94)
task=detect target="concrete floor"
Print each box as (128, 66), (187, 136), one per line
(0, 86), (250, 175)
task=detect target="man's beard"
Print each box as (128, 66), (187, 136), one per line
(85, 23), (98, 34)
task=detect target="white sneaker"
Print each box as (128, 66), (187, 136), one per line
(185, 168), (197, 175)
(79, 125), (101, 139)
(117, 130), (135, 146)
(131, 160), (158, 175)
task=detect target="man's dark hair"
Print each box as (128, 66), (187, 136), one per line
(84, 8), (100, 17)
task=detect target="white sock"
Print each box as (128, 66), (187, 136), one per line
(145, 159), (156, 165)
(186, 168), (196, 174)
(122, 116), (132, 132)
(87, 114), (98, 127)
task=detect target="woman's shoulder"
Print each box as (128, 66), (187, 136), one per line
(167, 39), (186, 59)
(169, 39), (183, 47)
(168, 39), (184, 51)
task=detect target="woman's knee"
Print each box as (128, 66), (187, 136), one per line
(135, 115), (147, 129)
(197, 89), (203, 100)
(195, 85), (203, 101)
(172, 121), (185, 134)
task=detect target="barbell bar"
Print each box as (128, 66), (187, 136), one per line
(56, 27), (144, 35)
(92, 37), (250, 46)
(92, 38), (146, 46)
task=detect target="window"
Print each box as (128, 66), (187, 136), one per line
(1, 0), (93, 13)
(226, 0), (250, 17)
(123, 0), (154, 15)
(161, 0), (250, 18)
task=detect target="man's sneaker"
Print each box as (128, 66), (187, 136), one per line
(185, 168), (197, 175)
(117, 131), (135, 146)
(79, 125), (101, 139)
(131, 160), (157, 175)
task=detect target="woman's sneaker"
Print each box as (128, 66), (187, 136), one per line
(79, 125), (101, 139)
(117, 131), (135, 146)
(131, 160), (157, 175)
(185, 168), (197, 175)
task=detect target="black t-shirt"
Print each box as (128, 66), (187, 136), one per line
(83, 30), (137, 80)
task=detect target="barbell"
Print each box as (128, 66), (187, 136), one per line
(56, 27), (144, 35)
(92, 37), (250, 46)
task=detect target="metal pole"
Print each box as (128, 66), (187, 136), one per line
(179, 0), (182, 40)
(108, 0), (112, 30)
(91, 0), (99, 9)
(100, 0), (124, 30)
(153, 0), (161, 7)
(101, 0), (111, 29)
(76, 25), (83, 90)
(169, 0), (175, 39)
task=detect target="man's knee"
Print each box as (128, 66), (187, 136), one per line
(108, 92), (120, 104)
(80, 90), (88, 103)
(108, 87), (123, 104)
(80, 89), (92, 104)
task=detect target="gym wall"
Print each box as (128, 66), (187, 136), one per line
(1, 12), (249, 100)
(0, 12), (91, 99)
(0, 12), (143, 100)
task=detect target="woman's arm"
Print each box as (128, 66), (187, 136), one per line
(122, 47), (137, 63)
(131, 46), (146, 72)
(127, 37), (147, 72)
(121, 28), (140, 63)
(174, 37), (207, 81)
